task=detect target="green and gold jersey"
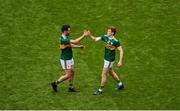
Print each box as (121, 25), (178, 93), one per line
(100, 35), (121, 62)
(59, 35), (73, 60)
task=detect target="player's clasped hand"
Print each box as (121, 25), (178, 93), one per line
(83, 30), (90, 36)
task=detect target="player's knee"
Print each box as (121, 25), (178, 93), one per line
(109, 68), (113, 74)
(101, 73), (107, 78)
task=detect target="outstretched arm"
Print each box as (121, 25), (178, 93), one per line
(71, 44), (84, 49)
(89, 31), (101, 42)
(117, 46), (123, 68)
(70, 30), (89, 44)
(89, 35), (97, 41)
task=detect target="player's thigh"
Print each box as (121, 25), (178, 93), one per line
(109, 68), (114, 74)
(66, 58), (74, 70)
(60, 59), (66, 69)
(69, 59), (74, 74)
(71, 65), (74, 73)
(103, 59), (114, 69)
(60, 58), (74, 70)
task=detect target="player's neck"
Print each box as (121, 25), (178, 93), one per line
(62, 33), (67, 38)
(109, 35), (114, 38)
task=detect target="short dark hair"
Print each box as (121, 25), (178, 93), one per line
(61, 25), (70, 32)
(108, 26), (116, 35)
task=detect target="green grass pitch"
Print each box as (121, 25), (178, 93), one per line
(0, 0), (179, 109)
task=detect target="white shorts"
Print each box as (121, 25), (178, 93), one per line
(60, 58), (74, 70)
(103, 59), (114, 69)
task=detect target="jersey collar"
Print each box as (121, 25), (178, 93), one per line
(109, 36), (115, 39)
(62, 34), (67, 38)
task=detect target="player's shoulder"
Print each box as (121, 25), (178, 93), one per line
(60, 36), (70, 44)
(113, 36), (119, 42)
(103, 35), (108, 37)
(61, 36), (69, 40)
(101, 35), (108, 39)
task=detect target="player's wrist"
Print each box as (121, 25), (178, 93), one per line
(82, 34), (85, 37)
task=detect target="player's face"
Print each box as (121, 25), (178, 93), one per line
(107, 29), (114, 37)
(65, 28), (71, 36)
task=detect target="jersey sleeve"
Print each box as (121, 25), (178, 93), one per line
(100, 35), (107, 42)
(94, 35), (106, 42)
(95, 37), (101, 41)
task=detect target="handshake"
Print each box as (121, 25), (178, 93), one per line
(82, 30), (91, 37)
